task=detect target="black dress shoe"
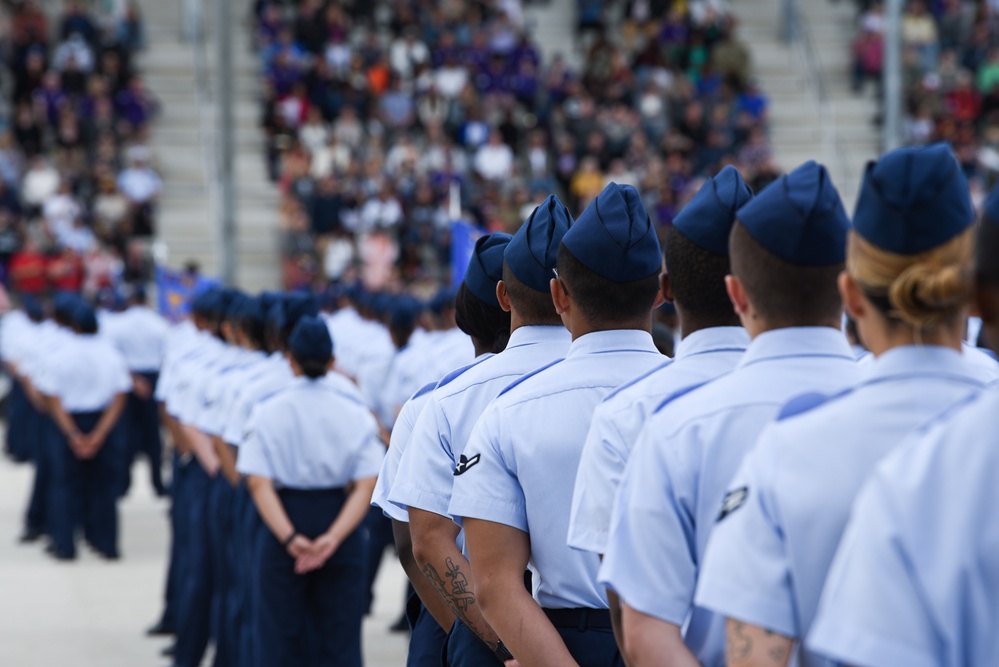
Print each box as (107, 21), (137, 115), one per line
(96, 550), (121, 561)
(389, 614), (410, 633)
(18, 527), (44, 543)
(50, 549), (76, 562)
(145, 621), (175, 637)
(161, 644), (175, 657)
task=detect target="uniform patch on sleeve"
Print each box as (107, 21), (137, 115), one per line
(453, 453), (480, 476)
(717, 486), (749, 522)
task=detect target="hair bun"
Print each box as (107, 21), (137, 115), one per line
(888, 261), (971, 329)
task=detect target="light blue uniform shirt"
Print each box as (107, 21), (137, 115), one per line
(449, 329), (663, 609)
(104, 305), (171, 372)
(695, 345), (989, 667)
(195, 349), (268, 437)
(224, 352), (293, 448)
(391, 326), (572, 520)
(34, 333), (133, 412)
(154, 320), (199, 403)
(0, 310), (34, 366)
(600, 327), (861, 666)
(371, 381), (438, 522)
(568, 326), (749, 554)
(237, 376), (384, 489)
(164, 332), (223, 420)
(808, 386), (999, 667)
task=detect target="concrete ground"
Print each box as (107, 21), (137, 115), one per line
(0, 456), (411, 666)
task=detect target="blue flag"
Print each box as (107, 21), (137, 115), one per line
(155, 266), (220, 323)
(450, 220), (485, 288)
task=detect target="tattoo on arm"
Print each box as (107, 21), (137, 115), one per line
(729, 621), (752, 661)
(727, 620), (792, 667)
(421, 559), (501, 654)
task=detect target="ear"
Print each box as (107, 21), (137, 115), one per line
(327, 357), (336, 372)
(724, 274), (749, 316)
(496, 280), (513, 313)
(660, 271), (675, 305)
(839, 271), (866, 321)
(550, 277), (569, 315)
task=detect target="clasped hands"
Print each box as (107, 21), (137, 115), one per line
(286, 532), (340, 574)
(69, 431), (106, 459)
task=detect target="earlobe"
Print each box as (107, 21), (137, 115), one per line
(660, 273), (675, 305)
(550, 278), (567, 315)
(724, 275), (748, 315)
(838, 272), (865, 320)
(496, 281), (512, 313)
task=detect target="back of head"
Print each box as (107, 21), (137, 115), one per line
(503, 194), (573, 326)
(850, 143), (975, 331)
(52, 291), (80, 328)
(72, 300), (98, 335)
(558, 182), (662, 325)
(280, 292), (320, 346)
(288, 315), (333, 378)
(668, 165), (753, 327)
(732, 161), (851, 327)
(456, 233), (512, 352)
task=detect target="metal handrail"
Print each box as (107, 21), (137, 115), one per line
(786, 0), (855, 193)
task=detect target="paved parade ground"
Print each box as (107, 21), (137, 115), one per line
(0, 457), (411, 666)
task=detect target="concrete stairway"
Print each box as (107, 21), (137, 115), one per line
(138, 0), (280, 292)
(735, 0), (882, 209)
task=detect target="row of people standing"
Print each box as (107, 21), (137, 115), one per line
(374, 144), (999, 667)
(1, 287), (169, 560)
(148, 274), (495, 667)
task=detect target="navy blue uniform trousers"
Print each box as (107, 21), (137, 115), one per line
(174, 461), (214, 667)
(23, 403), (51, 534)
(255, 487), (365, 667)
(48, 411), (123, 557)
(123, 371), (164, 496)
(404, 593), (447, 667)
(6, 379), (32, 462)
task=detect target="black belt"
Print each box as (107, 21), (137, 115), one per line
(543, 608), (612, 630)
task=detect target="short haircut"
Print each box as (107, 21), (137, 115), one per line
(240, 314), (268, 352)
(977, 219), (999, 287)
(292, 355), (329, 379)
(455, 281), (511, 354)
(556, 243), (660, 325)
(729, 221), (843, 326)
(663, 225), (740, 326)
(502, 262), (562, 326)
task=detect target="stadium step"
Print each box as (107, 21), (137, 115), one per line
(733, 0), (881, 209)
(135, 0), (280, 293)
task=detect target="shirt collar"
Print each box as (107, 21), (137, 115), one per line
(737, 327), (854, 370)
(866, 345), (987, 386)
(674, 326), (750, 360)
(506, 325), (571, 349)
(567, 329), (661, 359)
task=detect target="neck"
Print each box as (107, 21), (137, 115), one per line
(864, 321), (965, 357)
(743, 317), (842, 340)
(570, 314), (652, 341)
(675, 307), (739, 340)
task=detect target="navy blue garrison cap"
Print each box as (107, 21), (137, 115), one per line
(464, 233), (513, 308)
(288, 315), (333, 361)
(674, 165), (753, 256)
(429, 286), (458, 315)
(506, 194), (574, 292)
(72, 301), (97, 331)
(853, 143), (974, 254)
(52, 291), (79, 321)
(283, 292), (319, 331)
(241, 296), (266, 328)
(562, 182), (661, 281)
(390, 295), (424, 331)
(22, 296), (43, 320)
(736, 161), (850, 266)
(266, 295), (286, 331)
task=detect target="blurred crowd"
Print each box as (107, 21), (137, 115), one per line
(852, 0), (999, 202)
(0, 0), (159, 302)
(255, 0), (776, 291)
